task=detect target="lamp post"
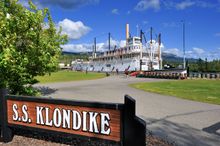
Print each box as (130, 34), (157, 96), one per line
(181, 20), (186, 69)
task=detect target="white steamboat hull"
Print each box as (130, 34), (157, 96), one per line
(72, 58), (159, 72)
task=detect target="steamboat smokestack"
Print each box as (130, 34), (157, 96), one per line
(158, 33), (162, 70)
(94, 37), (96, 58)
(140, 29), (143, 43)
(150, 27), (153, 44)
(108, 32), (111, 51)
(158, 33), (161, 46)
(126, 24), (129, 46)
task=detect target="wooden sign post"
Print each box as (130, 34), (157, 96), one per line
(0, 93), (146, 146)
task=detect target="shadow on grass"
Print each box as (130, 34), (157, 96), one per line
(203, 122), (220, 136)
(34, 86), (58, 96)
(143, 117), (220, 146)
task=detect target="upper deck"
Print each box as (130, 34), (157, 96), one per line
(94, 36), (143, 59)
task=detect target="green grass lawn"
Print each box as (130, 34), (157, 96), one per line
(36, 70), (105, 83)
(130, 79), (220, 105)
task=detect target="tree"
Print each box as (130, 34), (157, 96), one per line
(197, 58), (205, 72)
(0, 0), (67, 95)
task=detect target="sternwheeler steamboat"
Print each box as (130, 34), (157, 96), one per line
(72, 24), (162, 72)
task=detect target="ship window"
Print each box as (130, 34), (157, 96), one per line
(106, 64), (111, 67)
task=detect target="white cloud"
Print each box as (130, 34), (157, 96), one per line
(192, 47), (205, 55)
(162, 0), (215, 10)
(61, 44), (91, 52)
(163, 48), (182, 56)
(176, 1), (195, 10)
(196, 1), (215, 8)
(135, 0), (160, 11)
(119, 40), (126, 47)
(162, 1), (175, 9)
(162, 47), (206, 58)
(58, 19), (91, 40)
(215, 33), (220, 37)
(145, 40), (164, 50)
(111, 9), (119, 15)
(143, 21), (148, 25)
(185, 47), (206, 58)
(61, 39), (126, 53)
(209, 50), (220, 58)
(162, 22), (179, 28)
(100, 39), (126, 51)
(134, 0), (214, 11)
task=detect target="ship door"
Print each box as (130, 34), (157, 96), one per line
(106, 64), (111, 72)
(140, 59), (147, 71)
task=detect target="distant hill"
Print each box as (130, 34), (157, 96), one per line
(162, 53), (198, 63)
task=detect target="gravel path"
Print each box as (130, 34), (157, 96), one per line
(0, 130), (171, 146)
(1, 127), (121, 146)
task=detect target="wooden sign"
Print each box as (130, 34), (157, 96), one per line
(0, 93), (146, 146)
(7, 100), (121, 142)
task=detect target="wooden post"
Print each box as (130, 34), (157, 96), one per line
(0, 89), (7, 131)
(123, 95), (146, 146)
(198, 73), (201, 78)
(0, 89), (3, 130)
(207, 74), (210, 79)
(0, 88), (13, 142)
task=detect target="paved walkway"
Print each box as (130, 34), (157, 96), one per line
(36, 75), (220, 146)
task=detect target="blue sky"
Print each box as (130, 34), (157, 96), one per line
(19, 0), (220, 60)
